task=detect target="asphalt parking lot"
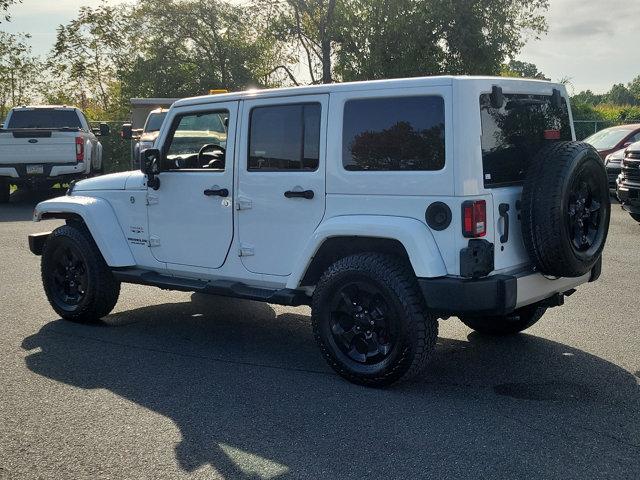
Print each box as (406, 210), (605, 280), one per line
(1, 189), (639, 480)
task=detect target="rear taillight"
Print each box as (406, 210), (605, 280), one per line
(462, 200), (487, 238)
(75, 137), (84, 162)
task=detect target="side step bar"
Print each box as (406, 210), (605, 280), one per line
(113, 269), (311, 307)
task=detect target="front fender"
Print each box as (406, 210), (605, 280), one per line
(34, 195), (135, 267)
(286, 215), (447, 289)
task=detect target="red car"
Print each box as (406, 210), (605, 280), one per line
(584, 124), (640, 160)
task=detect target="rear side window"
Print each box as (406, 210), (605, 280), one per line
(7, 109), (83, 130)
(480, 93), (572, 187)
(342, 96), (445, 171)
(248, 103), (321, 171)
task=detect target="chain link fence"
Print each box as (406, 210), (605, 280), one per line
(98, 121), (132, 173)
(574, 120), (640, 141)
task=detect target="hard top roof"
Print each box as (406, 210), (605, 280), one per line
(173, 75), (562, 108)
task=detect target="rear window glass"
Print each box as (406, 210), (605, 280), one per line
(480, 94), (572, 187)
(342, 96), (445, 171)
(7, 109), (83, 130)
(145, 112), (167, 132)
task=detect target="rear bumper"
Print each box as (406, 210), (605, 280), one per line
(419, 261), (598, 316)
(0, 162), (86, 185)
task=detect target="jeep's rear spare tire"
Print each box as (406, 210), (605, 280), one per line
(521, 141), (610, 277)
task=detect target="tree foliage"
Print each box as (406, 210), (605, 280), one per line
(0, 32), (39, 118)
(501, 60), (548, 80)
(1, 0), (20, 22)
(335, 0), (549, 81)
(2, 0), (556, 119)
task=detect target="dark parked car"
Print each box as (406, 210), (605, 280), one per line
(584, 124), (640, 160)
(604, 148), (625, 190)
(617, 141), (640, 223)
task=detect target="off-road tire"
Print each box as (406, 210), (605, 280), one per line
(460, 305), (547, 336)
(521, 141), (610, 277)
(630, 213), (640, 223)
(41, 224), (120, 322)
(312, 253), (438, 387)
(0, 178), (10, 203)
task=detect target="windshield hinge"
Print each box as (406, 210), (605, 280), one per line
(236, 196), (252, 210)
(239, 244), (254, 257)
(146, 193), (159, 206)
(149, 235), (160, 247)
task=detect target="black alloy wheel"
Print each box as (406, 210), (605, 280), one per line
(48, 241), (89, 312)
(42, 224), (121, 322)
(328, 280), (399, 365)
(567, 177), (604, 252)
(312, 253), (438, 387)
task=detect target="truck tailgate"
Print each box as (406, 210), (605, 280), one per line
(0, 131), (77, 165)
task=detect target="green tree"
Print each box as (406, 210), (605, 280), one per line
(46, 1), (130, 117)
(259, 0), (339, 84)
(572, 90), (604, 106)
(628, 75), (640, 101)
(501, 60), (548, 80)
(126, 0), (289, 95)
(335, 0), (444, 81)
(0, 32), (40, 118)
(606, 83), (638, 106)
(1, 0), (20, 22)
(334, 0), (549, 82)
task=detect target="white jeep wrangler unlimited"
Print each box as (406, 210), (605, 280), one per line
(29, 77), (610, 386)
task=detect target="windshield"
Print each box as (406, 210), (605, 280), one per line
(480, 93), (572, 187)
(7, 109), (82, 129)
(584, 128), (633, 150)
(144, 112), (167, 133)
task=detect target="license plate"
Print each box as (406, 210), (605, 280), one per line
(26, 165), (44, 175)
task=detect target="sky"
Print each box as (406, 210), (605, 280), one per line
(2, 0), (639, 94)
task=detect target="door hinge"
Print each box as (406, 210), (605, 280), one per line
(149, 235), (161, 247)
(236, 196), (252, 210)
(239, 244), (254, 257)
(146, 194), (159, 206)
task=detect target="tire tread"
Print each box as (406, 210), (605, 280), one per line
(312, 253), (438, 387)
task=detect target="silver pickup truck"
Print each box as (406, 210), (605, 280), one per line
(0, 106), (110, 202)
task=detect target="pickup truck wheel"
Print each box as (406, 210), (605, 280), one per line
(521, 141), (610, 277)
(41, 224), (120, 322)
(312, 253), (438, 387)
(460, 305), (547, 336)
(0, 178), (9, 203)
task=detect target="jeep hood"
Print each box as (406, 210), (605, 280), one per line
(73, 171), (146, 191)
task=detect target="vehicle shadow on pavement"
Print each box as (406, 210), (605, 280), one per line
(0, 188), (65, 222)
(21, 295), (640, 479)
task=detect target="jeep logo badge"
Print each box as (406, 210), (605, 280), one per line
(28, 139), (38, 143)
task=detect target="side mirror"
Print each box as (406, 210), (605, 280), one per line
(142, 148), (161, 190)
(99, 123), (110, 136)
(121, 123), (133, 140)
(623, 142), (632, 148)
(92, 123), (111, 137)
